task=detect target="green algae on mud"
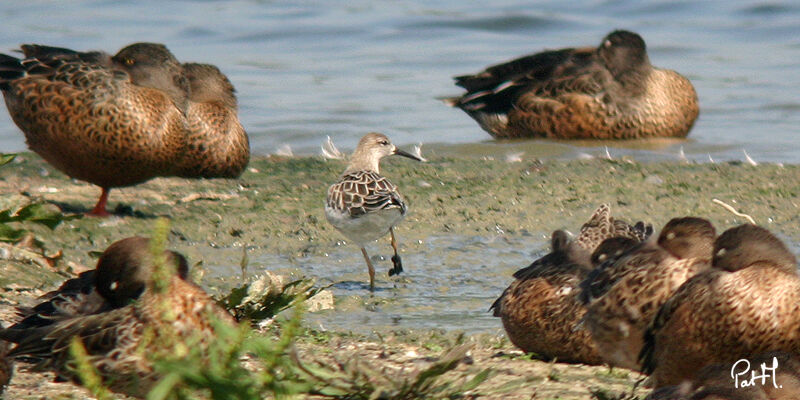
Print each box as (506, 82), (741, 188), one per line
(1, 152), (798, 263)
(1, 151), (798, 315)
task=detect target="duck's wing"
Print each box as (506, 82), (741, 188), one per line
(578, 245), (664, 305)
(638, 271), (720, 374)
(450, 46), (604, 112)
(575, 204), (653, 251)
(11, 271), (109, 329)
(19, 44), (111, 66)
(0, 47), (133, 106)
(2, 306), (133, 368)
(454, 47), (580, 92)
(492, 260), (586, 317)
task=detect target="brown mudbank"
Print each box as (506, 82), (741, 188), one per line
(1, 152), (799, 398)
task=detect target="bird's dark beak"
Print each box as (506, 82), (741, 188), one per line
(393, 148), (424, 162)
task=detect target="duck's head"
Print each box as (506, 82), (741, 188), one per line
(712, 224), (797, 273)
(113, 42), (189, 111)
(657, 217), (716, 260)
(590, 236), (640, 267)
(183, 62), (237, 109)
(598, 30), (651, 79)
(94, 236), (189, 307)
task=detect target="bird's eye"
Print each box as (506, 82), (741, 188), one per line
(125, 58), (135, 66)
(380, 140), (389, 145)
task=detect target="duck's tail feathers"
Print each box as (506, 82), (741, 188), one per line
(0, 54), (24, 90)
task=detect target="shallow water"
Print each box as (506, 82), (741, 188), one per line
(186, 232), (544, 334)
(0, 1), (799, 163)
(255, 234), (546, 334)
(2, 1), (800, 334)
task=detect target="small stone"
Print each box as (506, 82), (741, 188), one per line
(306, 289), (335, 312)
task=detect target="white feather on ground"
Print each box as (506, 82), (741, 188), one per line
(743, 149), (758, 166)
(275, 144), (293, 157)
(321, 136), (346, 160)
(677, 146), (688, 162)
(603, 146), (612, 160)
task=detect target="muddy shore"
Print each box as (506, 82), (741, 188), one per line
(1, 151), (799, 399)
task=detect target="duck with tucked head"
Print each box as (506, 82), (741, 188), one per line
(0, 236), (232, 397)
(490, 204), (652, 364)
(0, 43), (188, 216)
(640, 224), (800, 388)
(580, 217), (715, 370)
(9, 236), (190, 330)
(446, 30), (699, 140)
(0, 43), (249, 216)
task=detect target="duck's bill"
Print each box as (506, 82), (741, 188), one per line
(393, 148), (424, 162)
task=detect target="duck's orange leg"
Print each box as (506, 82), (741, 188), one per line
(87, 187), (112, 217)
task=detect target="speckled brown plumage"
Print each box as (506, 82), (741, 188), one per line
(577, 236), (642, 304)
(10, 236), (189, 330)
(641, 224), (800, 388)
(0, 43), (189, 216)
(446, 30), (699, 139)
(572, 204), (653, 252)
(589, 236), (641, 271)
(644, 352), (800, 400)
(491, 230), (600, 363)
(180, 62), (250, 178)
(0, 241), (232, 397)
(581, 217), (715, 370)
(490, 204), (652, 364)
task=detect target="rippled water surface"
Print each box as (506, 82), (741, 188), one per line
(200, 234), (544, 334)
(1, 1), (799, 162)
(2, 1), (800, 333)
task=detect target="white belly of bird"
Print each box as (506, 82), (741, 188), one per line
(325, 206), (405, 247)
